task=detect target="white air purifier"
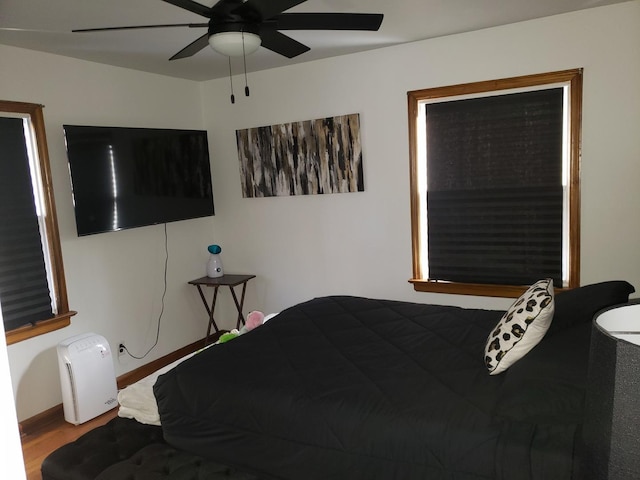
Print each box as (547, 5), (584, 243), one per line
(57, 333), (118, 425)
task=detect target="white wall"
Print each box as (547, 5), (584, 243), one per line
(1, 1), (639, 422)
(201, 1), (640, 315)
(0, 46), (224, 420)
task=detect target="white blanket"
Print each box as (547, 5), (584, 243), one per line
(117, 349), (202, 425)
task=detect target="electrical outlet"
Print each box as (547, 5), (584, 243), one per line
(118, 342), (126, 358)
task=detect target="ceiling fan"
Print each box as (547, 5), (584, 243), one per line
(73, 0), (384, 60)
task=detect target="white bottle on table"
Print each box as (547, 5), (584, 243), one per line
(206, 244), (224, 278)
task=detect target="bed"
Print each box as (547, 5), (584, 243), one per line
(42, 280), (635, 480)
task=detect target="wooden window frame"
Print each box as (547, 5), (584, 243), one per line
(407, 70), (582, 298)
(1, 100), (76, 344)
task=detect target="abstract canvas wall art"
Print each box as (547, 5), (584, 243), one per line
(236, 113), (364, 198)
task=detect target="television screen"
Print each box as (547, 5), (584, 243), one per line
(63, 125), (214, 236)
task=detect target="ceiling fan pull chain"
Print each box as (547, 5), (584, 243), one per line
(242, 31), (250, 97)
(228, 56), (235, 104)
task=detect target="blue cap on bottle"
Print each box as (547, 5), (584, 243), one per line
(207, 244), (222, 254)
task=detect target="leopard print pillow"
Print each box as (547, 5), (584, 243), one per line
(485, 278), (555, 375)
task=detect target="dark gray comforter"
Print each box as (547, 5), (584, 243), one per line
(155, 295), (590, 480)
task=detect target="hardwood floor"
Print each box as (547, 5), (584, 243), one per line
(21, 408), (118, 480)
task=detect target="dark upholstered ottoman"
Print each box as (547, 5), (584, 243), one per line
(95, 443), (258, 480)
(41, 417), (165, 480)
(41, 416), (259, 480)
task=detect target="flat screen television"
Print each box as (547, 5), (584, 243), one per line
(63, 125), (214, 236)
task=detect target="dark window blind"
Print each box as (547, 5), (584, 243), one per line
(425, 88), (564, 286)
(0, 117), (54, 331)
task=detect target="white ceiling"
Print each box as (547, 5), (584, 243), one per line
(0, 0), (629, 81)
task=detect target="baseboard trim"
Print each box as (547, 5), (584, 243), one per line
(19, 336), (210, 436)
(115, 336), (209, 389)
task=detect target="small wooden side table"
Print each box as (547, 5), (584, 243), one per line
(188, 274), (256, 344)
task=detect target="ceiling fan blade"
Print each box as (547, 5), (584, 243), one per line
(72, 23), (207, 33)
(274, 13), (383, 31)
(233, 0), (307, 22)
(259, 29), (309, 58)
(170, 32), (210, 60)
(162, 0), (213, 18)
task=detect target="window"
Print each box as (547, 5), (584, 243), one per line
(407, 70), (582, 298)
(0, 100), (75, 344)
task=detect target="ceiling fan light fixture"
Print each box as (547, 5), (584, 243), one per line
(208, 31), (261, 57)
